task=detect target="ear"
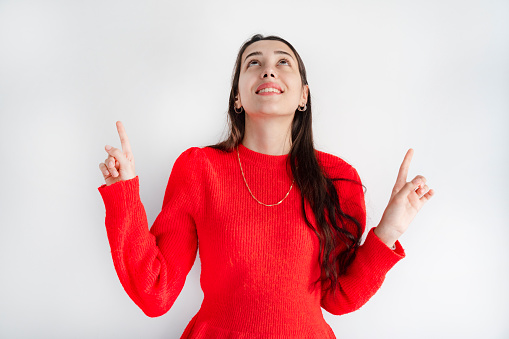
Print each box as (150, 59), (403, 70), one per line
(235, 93), (242, 108)
(300, 85), (309, 106)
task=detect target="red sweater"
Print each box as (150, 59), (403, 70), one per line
(98, 143), (405, 338)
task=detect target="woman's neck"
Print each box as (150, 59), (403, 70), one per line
(242, 114), (293, 155)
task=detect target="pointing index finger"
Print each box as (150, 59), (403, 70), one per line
(116, 121), (132, 153)
(393, 148), (414, 194)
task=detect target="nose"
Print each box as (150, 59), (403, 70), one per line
(261, 66), (277, 79)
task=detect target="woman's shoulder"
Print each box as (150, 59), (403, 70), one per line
(314, 148), (360, 181)
(175, 145), (233, 167)
(174, 146), (205, 164)
(179, 145), (233, 158)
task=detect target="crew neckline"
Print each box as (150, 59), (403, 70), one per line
(237, 143), (290, 169)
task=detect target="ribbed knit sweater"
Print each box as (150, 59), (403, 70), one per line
(98, 143), (406, 338)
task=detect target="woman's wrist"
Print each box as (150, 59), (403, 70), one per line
(374, 225), (399, 250)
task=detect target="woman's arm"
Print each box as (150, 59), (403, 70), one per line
(320, 150), (433, 315)
(98, 147), (203, 317)
(320, 228), (405, 315)
(320, 164), (405, 316)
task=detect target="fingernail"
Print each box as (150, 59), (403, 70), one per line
(105, 145), (112, 150)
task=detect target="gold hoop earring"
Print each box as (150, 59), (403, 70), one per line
(234, 106), (244, 114)
(297, 104), (307, 111)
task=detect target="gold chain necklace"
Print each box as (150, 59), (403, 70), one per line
(236, 144), (295, 207)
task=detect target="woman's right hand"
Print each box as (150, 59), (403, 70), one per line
(99, 121), (136, 186)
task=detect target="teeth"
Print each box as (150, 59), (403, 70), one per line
(258, 88), (281, 93)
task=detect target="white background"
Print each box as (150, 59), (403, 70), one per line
(0, 0), (507, 338)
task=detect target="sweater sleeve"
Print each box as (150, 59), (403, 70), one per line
(97, 147), (203, 317)
(320, 163), (406, 316)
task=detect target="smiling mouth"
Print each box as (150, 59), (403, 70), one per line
(256, 88), (283, 94)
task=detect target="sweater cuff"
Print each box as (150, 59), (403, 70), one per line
(362, 227), (406, 270)
(97, 176), (141, 217)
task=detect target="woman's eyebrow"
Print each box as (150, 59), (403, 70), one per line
(274, 51), (294, 60)
(243, 50), (295, 63)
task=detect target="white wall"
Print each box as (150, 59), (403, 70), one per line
(0, 0), (507, 338)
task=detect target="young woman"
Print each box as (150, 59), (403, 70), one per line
(98, 34), (434, 338)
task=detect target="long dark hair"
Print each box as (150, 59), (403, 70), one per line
(206, 34), (364, 299)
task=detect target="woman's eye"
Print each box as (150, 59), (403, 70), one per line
(247, 59), (290, 68)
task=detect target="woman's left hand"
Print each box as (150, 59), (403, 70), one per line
(374, 149), (435, 247)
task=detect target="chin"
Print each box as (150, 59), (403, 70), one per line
(247, 106), (295, 117)
(249, 111), (294, 118)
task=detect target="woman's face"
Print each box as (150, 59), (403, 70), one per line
(236, 40), (308, 117)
